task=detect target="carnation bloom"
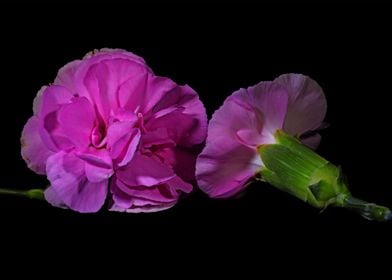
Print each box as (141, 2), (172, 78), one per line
(196, 74), (326, 198)
(21, 49), (207, 213)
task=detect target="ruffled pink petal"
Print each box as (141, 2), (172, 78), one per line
(57, 97), (95, 148)
(196, 83), (289, 197)
(274, 73), (327, 140)
(196, 93), (265, 197)
(21, 116), (54, 174)
(72, 50), (152, 120)
(45, 151), (108, 213)
(116, 153), (175, 187)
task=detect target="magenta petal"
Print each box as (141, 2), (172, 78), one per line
(57, 97), (95, 148)
(21, 117), (54, 174)
(46, 151), (107, 213)
(107, 122), (141, 166)
(39, 86), (74, 151)
(77, 149), (113, 183)
(109, 178), (178, 213)
(110, 198), (176, 213)
(166, 176), (193, 193)
(114, 180), (178, 203)
(275, 73), (327, 139)
(116, 154), (175, 187)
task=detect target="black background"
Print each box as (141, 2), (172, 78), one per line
(1, 4), (391, 266)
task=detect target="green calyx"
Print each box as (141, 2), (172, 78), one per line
(258, 130), (391, 221)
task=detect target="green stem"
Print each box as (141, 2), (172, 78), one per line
(342, 196), (391, 222)
(0, 188), (45, 200)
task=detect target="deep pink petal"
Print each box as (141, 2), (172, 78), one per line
(21, 117), (54, 174)
(275, 73), (327, 139)
(46, 151), (108, 213)
(57, 97), (95, 148)
(116, 153), (175, 187)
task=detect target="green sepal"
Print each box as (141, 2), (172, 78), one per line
(259, 130), (349, 208)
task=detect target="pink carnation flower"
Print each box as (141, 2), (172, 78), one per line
(21, 49), (207, 213)
(196, 74), (326, 198)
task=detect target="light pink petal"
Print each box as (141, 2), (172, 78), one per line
(275, 73), (327, 139)
(83, 48), (150, 70)
(21, 116), (54, 174)
(32, 86), (47, 116)
(247, 81), (289, 140)
(300, 133), (321, 149)
(45, 151), (108, 213)
(196, 144), (260, 198)
(44, 186), (67, 209)
(54, 59), (81, 93)
(196, 88), (270, 197)
(116, 153), (175, 187)
(57, 97), (95, 148)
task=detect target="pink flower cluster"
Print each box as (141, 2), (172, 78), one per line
(21, 49), (326, 213)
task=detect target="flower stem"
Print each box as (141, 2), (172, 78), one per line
(258, 130), (391, 221)
(0, 188), (45, 200)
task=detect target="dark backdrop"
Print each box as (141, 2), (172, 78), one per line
(1, 4), (391, 263)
